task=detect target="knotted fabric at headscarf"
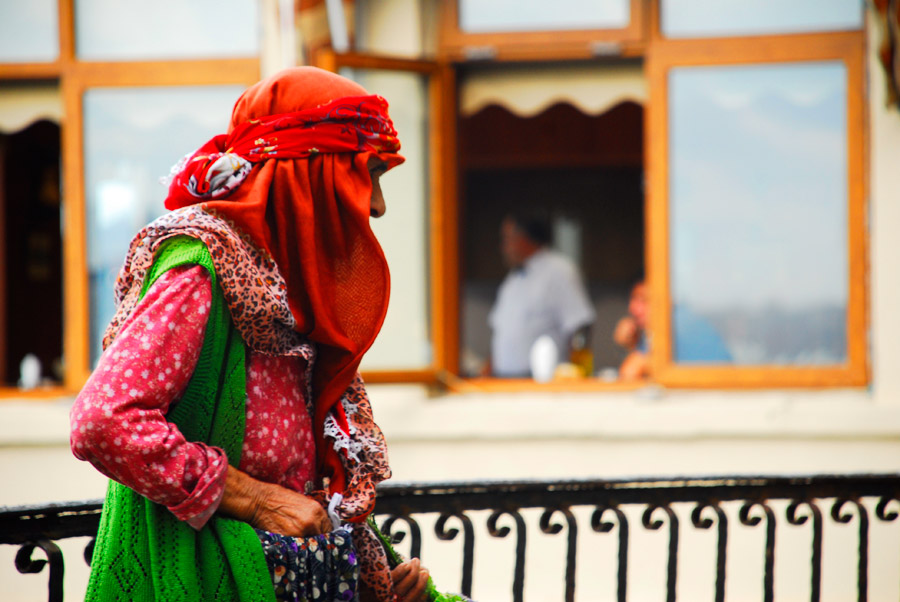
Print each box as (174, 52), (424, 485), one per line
(165, 94), (401, 208)
(160, 67), (403, 504)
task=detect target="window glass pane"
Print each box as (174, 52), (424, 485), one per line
(354, 0), (425, 57)
(84, 86), (245, 363)
(662, 0), (862, 38)
(76, 0), (258, 60)
(340, 68), (431, 370)
(459, 0), (629, 33)
(668, 62), (848, 365)
(0, 0), (58, 62)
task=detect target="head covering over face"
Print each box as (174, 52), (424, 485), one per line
(163, 67), (404, 497)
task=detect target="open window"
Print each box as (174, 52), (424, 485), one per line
(456, 64), (646, 385)
(314, 50), (458, 383)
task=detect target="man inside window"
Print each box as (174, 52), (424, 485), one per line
(488, 213), (596, 378)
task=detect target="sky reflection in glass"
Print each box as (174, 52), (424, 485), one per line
(459, 0), (629, 33)
(76, 0), (258, 60)
(669, 62), (848, 365)
(0, 0), (58, 63)
(662, 0), (863, 38)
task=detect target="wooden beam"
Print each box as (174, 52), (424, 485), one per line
(0, 64), (62, 79)
(0, 139), (6, 383)
(360, 369), (438, 384)
(432, 63), (460, 375)
(321, 52), (439, 73)
(61, 76), (89, 391)
(68, 58), (260, 87)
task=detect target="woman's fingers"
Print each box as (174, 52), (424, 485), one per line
(409, 569), (430, 602)
(393, 559), (430, 602)
(392, 559), (419, 593)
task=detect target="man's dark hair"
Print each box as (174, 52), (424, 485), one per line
(507, 212), (553, 246)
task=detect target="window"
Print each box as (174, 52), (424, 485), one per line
(0, 0), (260, 394)
(439, 0), (867, 389)
(647, 2), (867, 386)
(1, 0), (870, 392)
(315, 50), (456, 382)
(338, 67), (432, 370)
(457, 87), (644, 380)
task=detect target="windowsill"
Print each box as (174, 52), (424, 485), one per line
(0, 385), (70, 400)
(445, 376), (647, 394)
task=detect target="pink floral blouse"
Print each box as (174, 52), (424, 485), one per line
(70, 265), (317, 529)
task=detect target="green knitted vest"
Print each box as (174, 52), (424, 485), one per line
(85, 236), (276, 602)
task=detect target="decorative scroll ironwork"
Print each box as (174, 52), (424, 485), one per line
(380, 514), (423, 561)
(3, 474), (900, 602)
(539, 507), (577, 602)
(739, 500), (776, 602)
(642, 504), (679, 602)
(14, 540), (64, 602)
(786, 500), (823, 602)
(434, 511), (475, 597)
(592, 504), (628, 602)
(487, 509), (527, 602)
(691, 502), (728, 602)
(831, 498), (869, 602)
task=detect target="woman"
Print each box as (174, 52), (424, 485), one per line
(70, 67), (429, 601)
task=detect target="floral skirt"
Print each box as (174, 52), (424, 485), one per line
(256, 526), (360, 602)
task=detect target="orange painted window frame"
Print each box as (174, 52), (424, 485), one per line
(645, 11), (869, 388)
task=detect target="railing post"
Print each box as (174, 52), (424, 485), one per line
(15, 540), (65, 602)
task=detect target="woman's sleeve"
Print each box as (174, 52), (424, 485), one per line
(70, 264), (227, 529)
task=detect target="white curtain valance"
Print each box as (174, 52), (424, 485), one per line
(0, 84), (62, 134)
(460, 62), (646, 117)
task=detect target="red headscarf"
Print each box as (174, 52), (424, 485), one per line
(164, 67), (403, 496)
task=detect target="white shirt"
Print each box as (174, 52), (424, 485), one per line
(489, 249), (595, 377)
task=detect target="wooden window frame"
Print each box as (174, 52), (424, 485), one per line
(313, 49), (459, 385)
(645, 5), (869, 388)
(439, 0), (647, 62)
(0, 0), (259, 397)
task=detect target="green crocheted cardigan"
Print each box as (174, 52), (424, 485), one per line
(85, 236), (276, 602)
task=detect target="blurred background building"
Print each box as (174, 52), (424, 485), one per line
(2, 1), (900, 600)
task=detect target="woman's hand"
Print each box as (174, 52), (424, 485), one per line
(392, 558), (430, 602)
(219, 465), (332, 537)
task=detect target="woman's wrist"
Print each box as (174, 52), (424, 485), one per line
(219, 465), (266, 524)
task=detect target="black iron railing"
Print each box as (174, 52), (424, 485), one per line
(2, 474), (900, 602)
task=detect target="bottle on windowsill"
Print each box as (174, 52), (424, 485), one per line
(569, 332), (593, 378)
